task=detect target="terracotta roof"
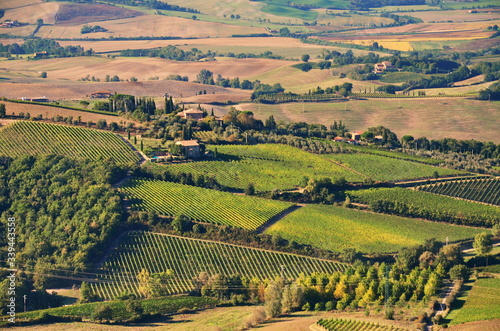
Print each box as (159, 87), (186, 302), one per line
(175, 140), (199, 147)
(184, 108), (204, 114)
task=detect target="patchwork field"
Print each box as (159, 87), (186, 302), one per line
(264, 204), (483, 253)
(120, 177), (293, 230)
(35, 15), (267, 39)
(55, 3), (144, 26)
(325, 153), (463, 182)
(2, 1), (59, 25)
(237, 98), (500, 143)
(0, 121), (140, 164)
(451, 278), (500, 325)
(165, 144), (364, 191)
(94, 231), (347, 299)
(407, 9), (500, 23)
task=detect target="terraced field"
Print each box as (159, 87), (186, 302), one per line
(0, 121), (140, 164)
(120, 177), (293, 230)
(264, 204), (483, 253)
(166, 144), (364, 191)
(93, 231), (347, 299)
(325, 153), (463, 182)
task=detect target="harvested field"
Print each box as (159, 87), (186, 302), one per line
(446, 319), (500, 331)
(0, 0), (40, 10)
(55, 3), (144, 26)
(407, 9), (500, 23)
(1, 57), (294, 82)
(336, 21), (500, 35)
(3, 1), (58, 25)
(453, 75), (486, 87)
(0, 79), (250, 101)
(454, 38), (500, 51)
(423, 80), (496, 95)
(235, 98), (500, 143)
(36, 15), (267, 39)
(0, 101), (136, 125)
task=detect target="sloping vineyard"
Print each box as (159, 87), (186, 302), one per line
(0, 121), (139, 164)
(92, 231), (347, 300)
(325, 153), (463, 182)
(166, 144), (363, 191)
(120, 177), (293, 230)
(316, 318), (409, 331)
(416, 178), (500, 206)
(348, 187), (500, 227)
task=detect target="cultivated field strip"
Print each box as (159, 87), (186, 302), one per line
(316, 318), (409, 331)
(416, 178), (500, 206)
(120, 177), (294, 230)
(92, 231), (347, 300)
(0, 121), (139, 164)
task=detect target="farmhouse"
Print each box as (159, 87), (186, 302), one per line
(91, 91), (113, 99)
(178, 108), (205, 121)
(373, 61), (396, 74)
(20, 96), (50, 102)
(350, 131), (365, 141)
(33, 51), (48, 58)
(175, 140), (201, 158)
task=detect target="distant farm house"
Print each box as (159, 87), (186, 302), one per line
(33, 51), (48, 57)
(1, 21), (13, 28)
(175, 140), (201, 158)
(20, 96), (50, 102)
(179, 108), (204, 121)
(91, 91), (113, 99)
(373, 61), (397, 74)
(350, 131), (365, 141)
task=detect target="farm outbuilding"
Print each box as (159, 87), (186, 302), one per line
(175, 140), (201, 158)
(178, 108), (205, 121)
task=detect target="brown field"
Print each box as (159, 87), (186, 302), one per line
(55, 37), (390, 56)
(408, 9), (500, 23)
(36, 15), (267, 39)
(0, 101), (136, 125)
(453, 75), (486, 87)
(454, 37), (500, 51)
(0, 0), (40, 10)
(235, 98), (500, 143)
(0, 79), (250, 101)
(321, 30), (492, 42)
(424, 80), (496, 95)
(55, 3), (144, 26)
(2, 1), (58, 25)
(0, 56), (294, 82)
(447, 319), (500, 331)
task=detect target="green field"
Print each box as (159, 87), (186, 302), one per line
(93, 231), (347, 299)
(325, 153), (463, 182)
(379, 71), (428, 84)
(264, 204), (482, 253)
(261, 3), (319, 21)
(120, 177), (293, 230)
(317, 318), (408, 331)
(348, 187), (500, 227)
(440, 0), (500, 9)
(410, 40), (470, 51)
(0, 121), (140, 164)
(451, 278), (500, 324)
(416, 178), (500, 206)
(165, 144), (364, 191)
(9, 296), (217, 322)
(267, 0), (350, 8)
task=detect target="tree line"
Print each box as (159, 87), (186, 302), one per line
(0, 39), (92, 57)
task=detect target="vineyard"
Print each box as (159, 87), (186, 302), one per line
(0, 121), (140, 164)
(316, 318), (409, 331)
(264, 204), (483, 253)
(120, 177), (293, 230)
(328, 142), (443, 165)
(416, 178), (500, 206)
(92, 231), (347, 300)
(325, 153), (463, 182)
(348, 187), (500, 227)
(451, 278), (500, 325)
(166, 144), (363, 191)
(255, 92), (344, 103)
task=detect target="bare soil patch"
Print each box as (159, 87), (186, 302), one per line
(453, 37), (500, 51)
(55, 3), (144, 26)
(447, 319), (500, 331)
(0, 0), (40, 10)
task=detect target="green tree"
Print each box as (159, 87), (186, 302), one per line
(301, 63), (312, 72)
(264, 282), (282, 318)
(0, 103), (6, 118)
(449, 264), (470, 281)
(473, 232), (493, 256)
(91, 304), (114, 322)
(492, 223), (500, 238)
(245, 183), (255, 196)
(40, 71), (47, 78)
(301, 54), (310, 62)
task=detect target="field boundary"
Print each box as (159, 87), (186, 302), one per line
(255, 204), (302, 234)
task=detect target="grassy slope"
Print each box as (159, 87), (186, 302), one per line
(451, 278), (500, 324)
(237, 98), (500, 143)
(165, 144), (364, 191)
(264, 204), (483, 253)
(324, 153), (463, 182)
